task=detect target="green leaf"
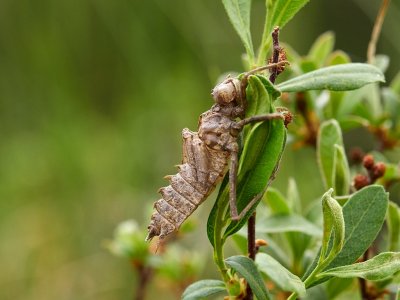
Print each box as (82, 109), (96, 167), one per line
(256, 75), (281, 100)
(266, 0), (310, 40)
(243, 75), (273, 121)
(256, 253), (306, 296)
(287, 177), (301, 213)
(308, 31), (335, 66)
(328, 185), (388, 269)
(225, 256), (271, 300)
(256, 214), (321, 237)
(338, 115), (370, 131)
(317, 120), (343, 191)
(182, 279), (226, 300)
(332, 145), (350, 196)
(263, 187), (291, 215)
(326, 50), (351, 66)
(319, 252), (400, 281)
(390, 71), (400, 95)
(319, 189), (345, 263)
(277, 63), (385, 92)
(257, 0), (309, 65)
(303, 186), (389, 287)
(222, 0), (254, 62)
(388, 201), (400, 252)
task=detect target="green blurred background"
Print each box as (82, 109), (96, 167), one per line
(0, 0), (399, 299)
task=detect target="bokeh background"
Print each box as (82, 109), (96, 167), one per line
(0, 0), (399, 299)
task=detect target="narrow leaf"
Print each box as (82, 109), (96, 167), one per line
(319, 252), (400, 281)
(256, 214), (321, 237)
(287, 177), (301, 213)
(320, 189), (345, 263)
(390, 71), (400, 95)
(222, 0), (254, 60)
(225, 256), (271, 300)
(326, 50), (351, 66)
(263, 187), (291, 215)
(256, 75), (281, 100)
(266, 0), (310, 38)
(277, 63), (385, 92)
(182, 279), (226, 300)
(388, 201), (400, 252)
(332, 144), (350, 196)
(317, 120), (343, 190)
(256, 253), (306, 296)
(308, 31), (335, 66)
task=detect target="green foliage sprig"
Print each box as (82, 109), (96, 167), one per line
(109, 1), (400, 299)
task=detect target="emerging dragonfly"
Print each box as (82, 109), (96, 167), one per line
(146, 59), (290, 242)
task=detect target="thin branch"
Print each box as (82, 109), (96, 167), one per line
(358, 248), (370, 300)
(367, 0), (391, 63)
(244, 212), (256, 300)
(269, 27), (281, 84)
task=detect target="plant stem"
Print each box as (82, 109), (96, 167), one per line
(367, 0), (390, 63)
(244, 212), (256, 300)
(135, 264), (153, 300)
(269, 27), (281, 84)
(358, 248), (370, 299)
(213, 192), (230, 282)
(247, 213), (257, 261)
(287, 292), (298, 300)
(213, 223), (229, 282)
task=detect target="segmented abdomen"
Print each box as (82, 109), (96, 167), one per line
(146, 128), (229, 241)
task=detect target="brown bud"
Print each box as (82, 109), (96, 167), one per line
(362, 154), (375, 170)
(350, 147), (364, 164)
(372, 162), (386, 180)
(277, 108), (293, 128)
(353, 174), (370, 190)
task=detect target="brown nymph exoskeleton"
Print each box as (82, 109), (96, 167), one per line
(146, 62), (290, 242)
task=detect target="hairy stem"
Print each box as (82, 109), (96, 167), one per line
(367, 0), (391, 63)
